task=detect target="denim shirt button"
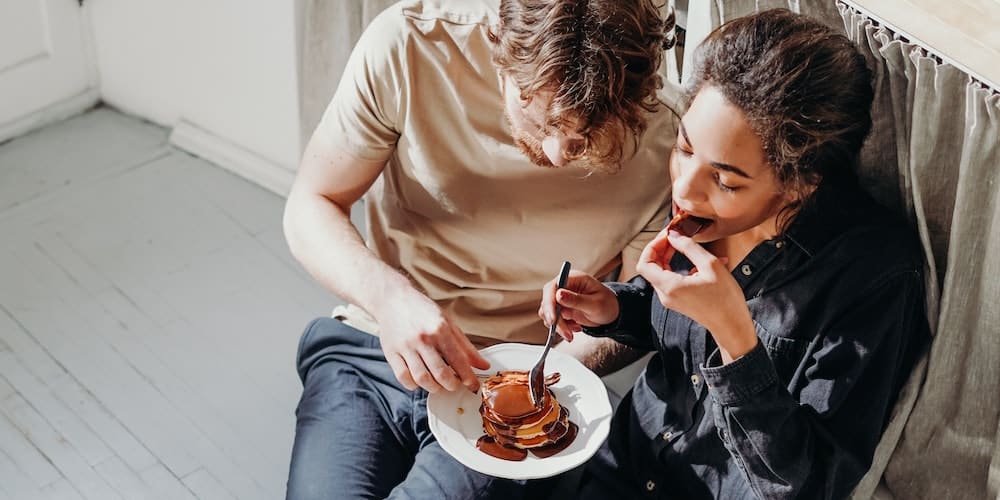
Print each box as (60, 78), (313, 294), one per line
(690, 374), (701, 386)
(741, 264), (753, 276)
(775, 240), (785, 249)
(646, 480), (656, 491)
(662, 431), (674, 441)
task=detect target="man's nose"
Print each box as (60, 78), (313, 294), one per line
(541, 136), (569, 167)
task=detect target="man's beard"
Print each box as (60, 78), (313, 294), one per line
(503, 111), (611, 172)
(504, 109), (556, 168)
(513, 132), (556, 168)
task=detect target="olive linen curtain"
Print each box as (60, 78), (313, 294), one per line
(299, 0), (398, 144)
(840, 5), (1000, 499)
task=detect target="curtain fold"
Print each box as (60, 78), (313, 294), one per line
(704, 0), (844, 31)
(300, 0), (398, 143)
(840, 5), (1000, 499)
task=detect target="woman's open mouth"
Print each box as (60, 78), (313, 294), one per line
(669, 208), (713, 237)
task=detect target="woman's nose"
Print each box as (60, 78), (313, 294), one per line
(672, 164), (708, 203)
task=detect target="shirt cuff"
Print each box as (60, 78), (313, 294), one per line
(580, 286), (624, 337)
(579, 280), (647, 337)
(700, 340), (778, 406)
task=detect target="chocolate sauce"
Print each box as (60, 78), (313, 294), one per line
(476, 435), (528, 461)
(529, 422), (579, 458)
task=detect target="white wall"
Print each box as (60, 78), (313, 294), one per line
(87, 1), (302, 193)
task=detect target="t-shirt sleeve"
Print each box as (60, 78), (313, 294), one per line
(314, 5), (406, 161)
(619, 201), (670, 279)
(618, 82), (684, 279)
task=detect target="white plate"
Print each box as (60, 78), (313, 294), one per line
(427, 343), (612, 480)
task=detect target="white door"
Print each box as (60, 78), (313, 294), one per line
(0, 0), (96, 141)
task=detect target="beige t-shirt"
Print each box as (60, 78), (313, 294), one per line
(319, 0), (681, 347)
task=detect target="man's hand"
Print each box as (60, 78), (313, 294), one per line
(538, 270), (620, 342)
(375, 288), (490, 393)
(637, 229), (758, 363)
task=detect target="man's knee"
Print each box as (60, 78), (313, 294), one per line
(295, 317), (380, 382)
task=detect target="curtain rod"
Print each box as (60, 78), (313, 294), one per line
(838, 0), (999, 94)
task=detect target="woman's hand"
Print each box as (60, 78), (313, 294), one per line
(538, 270), (620, 342)
(637, 229), (758, 363)
(375, 287), (490, 393)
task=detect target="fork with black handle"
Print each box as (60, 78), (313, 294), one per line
(528, 261), (572, 407)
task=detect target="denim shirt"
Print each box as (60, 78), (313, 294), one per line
(586, 183), (929, 499)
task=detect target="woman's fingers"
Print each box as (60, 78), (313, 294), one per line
(638, 228), (676, 271)
(540, 272), (599, 322)
(666, 230), (722, 275)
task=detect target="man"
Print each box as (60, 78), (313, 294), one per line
(283, 0), (679, 498)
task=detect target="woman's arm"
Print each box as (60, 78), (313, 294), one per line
(578, 277), (658, 352)
(701, 270), (927, 499)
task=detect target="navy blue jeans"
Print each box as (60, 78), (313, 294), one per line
(285, 317), (530, 500)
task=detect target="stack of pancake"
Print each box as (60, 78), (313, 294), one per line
(477, 370), (573, 458)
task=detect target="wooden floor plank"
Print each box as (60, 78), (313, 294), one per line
(94, 456), (159, 500)
(0, 445), (42, 500)
(33, 231), (114, 297)
(26, 220), (282, 497)
(0, 389), (122, 500)
(40, 478), (87, 500)
(0, 302), (68, 391)
(0, 108), (167, 210)
(81, 289), (272, 499)
(0, 392), (63, 487)
(0, 350), (114, 467)
(1, 256), (204, 479)
(0, 108), (327, 499)
(182, 468), (238, 500)
(49, 374), (160, 474)
(139, 464), (198, 500)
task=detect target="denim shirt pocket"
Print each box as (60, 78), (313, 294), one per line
(755, 323), (807, 384)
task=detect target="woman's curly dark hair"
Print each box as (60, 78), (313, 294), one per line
(687, 9), (874, 227)
(490, 0), (675, 171)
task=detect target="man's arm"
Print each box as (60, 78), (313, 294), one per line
(555, 334), (646, 376)
(283, 132), (488, 392)
(284, 134), (393, 319)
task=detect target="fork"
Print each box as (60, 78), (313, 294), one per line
(528, 261), (572, 407)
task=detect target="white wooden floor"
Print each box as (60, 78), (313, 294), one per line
(0, 108), (335, 500)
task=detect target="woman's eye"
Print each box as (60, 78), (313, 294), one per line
(673, 145), (693, 157)
(715, 174), (739, 193)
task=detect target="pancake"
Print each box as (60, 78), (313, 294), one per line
(475, 370), (578, 461)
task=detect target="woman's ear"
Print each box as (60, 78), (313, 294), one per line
(784, 182), (817, 206)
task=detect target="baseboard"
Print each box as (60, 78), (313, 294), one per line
(0, 88), (100, 144)
(169, 119), (295, 196)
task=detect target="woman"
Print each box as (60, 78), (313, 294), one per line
(539, 9), (929, 499)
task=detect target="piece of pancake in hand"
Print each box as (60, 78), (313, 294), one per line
(476, 370), (578, 461)
(668, 209), (711, 237)
(647, 209), (713, 270)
